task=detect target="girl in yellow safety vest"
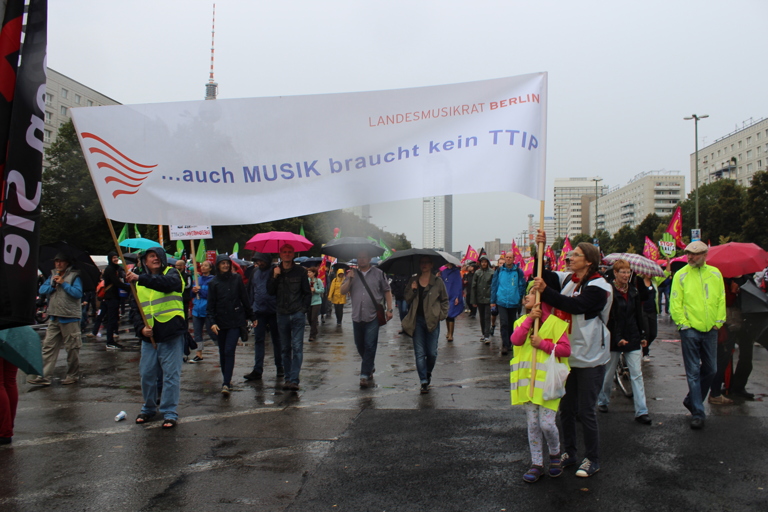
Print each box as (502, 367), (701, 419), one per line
(510, 288), (571, 483)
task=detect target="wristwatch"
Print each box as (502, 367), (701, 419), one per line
(387, 309), (393, 313)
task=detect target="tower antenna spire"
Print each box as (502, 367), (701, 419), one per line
(205, 3), (218, 100)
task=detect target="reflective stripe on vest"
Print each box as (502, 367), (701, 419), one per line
(136, 267), (185, 327)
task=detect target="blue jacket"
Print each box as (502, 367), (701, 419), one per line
(191, 274), (215, 318)
(490, 264), (526, 308)
(249, 265), (277, 314)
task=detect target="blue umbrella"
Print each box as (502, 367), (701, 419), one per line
(119, 237), (160, 251)
(0, 326), (43, 375)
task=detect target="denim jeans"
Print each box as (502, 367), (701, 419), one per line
(277, 311), (305, 384)
(412, 315), (439, 384)
(680, 328), (717, 420)
(252, 312), (282, 374)
(598, 350), (648, 417)
(498, 306), (520, 350)
(395, 299), (409, 322)
(353, 318), (379, 379)
(560, 365), (605, 463)
(140, 334), (184, 421)
(192, 315), (218, 347)
(217, 327), (240, 387)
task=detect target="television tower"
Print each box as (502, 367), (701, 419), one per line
(204, 3), (218, 100)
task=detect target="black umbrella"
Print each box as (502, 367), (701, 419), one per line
(38, 241), (101, 292)
(377, 248), (448, 276)
(322, 237), (385, 261)
(299, 257), (324, 268)
(332, 261), (351, 271)
(737, 281), (768, 350)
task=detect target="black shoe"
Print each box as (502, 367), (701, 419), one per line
(635, 414), (652, 425)
(730, 389), (755, 400)
(420, 383), (429, 394)
(243, 372), (262, 381)
(560, 452), (578, 469)
(276, 368), (285, 377)
(690, 417), (704, 430)
(598, 404), (608, 413)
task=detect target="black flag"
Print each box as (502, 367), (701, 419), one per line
(0, 0), (47, 329)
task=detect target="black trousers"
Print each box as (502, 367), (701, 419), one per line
(560, 365), (606, 464)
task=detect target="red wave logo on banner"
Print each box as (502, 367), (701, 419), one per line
(81, 132), (157, 198)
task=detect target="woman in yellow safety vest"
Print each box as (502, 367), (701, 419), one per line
(510, 287), (571, 483)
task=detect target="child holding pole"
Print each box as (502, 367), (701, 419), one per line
(510, 287), (571, 483)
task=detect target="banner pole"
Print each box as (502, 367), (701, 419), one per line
(529, 200), (546, 398)
(104, 218), (156, 348)
(190, 239), (200, 286)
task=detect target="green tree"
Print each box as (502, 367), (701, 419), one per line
(608, 225), (636, 253)
(40, 120), (113, 253)
(634, 213), (662, 250)
(679, 180), (743, 244)
(742, 171), (768, 249)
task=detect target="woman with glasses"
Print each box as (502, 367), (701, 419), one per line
(596, 260), (652, 425)
(532, 231), (613, 478)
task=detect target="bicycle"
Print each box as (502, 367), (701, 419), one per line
(614, 352), (634, 398)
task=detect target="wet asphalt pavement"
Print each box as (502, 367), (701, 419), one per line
(1, 307), (767, 511)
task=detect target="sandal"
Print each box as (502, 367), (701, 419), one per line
(549, 454), (563, 478)
(523, 465), (544, 483)
(162, 419), (177, 429)
(135, 413), (154, 424)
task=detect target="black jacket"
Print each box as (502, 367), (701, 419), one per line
(267, 263), (311, 315)
(606, 283), (649, 353)
(207, 268), (255, 329)
(103, 252), (130, 300)
(131, 247), (187, 343)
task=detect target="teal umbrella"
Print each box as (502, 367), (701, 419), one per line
(119, 237), (160, 251)
(0, 326), (43, 375)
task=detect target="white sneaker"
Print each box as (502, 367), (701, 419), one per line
(642, 355), (651, 362)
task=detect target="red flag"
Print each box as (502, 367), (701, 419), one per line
(317, 254), (328, 282)
(461, 244), (479, 264)
(643, 236), (661, 260)
(511, 240), (523, 264)
(666, 206), (685, 249)
(545, 245), (556, 269)
(557, 238), (572, 271)
(522, 257), (535, 278)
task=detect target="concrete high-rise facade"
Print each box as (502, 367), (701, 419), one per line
(43, 68), (121, 154)
(587, 170), (685, 235)
(423, 195), (452, 252)
(691, 117), (768, 188)
(553, 177), (608, 240)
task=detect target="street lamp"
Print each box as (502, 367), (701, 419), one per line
(592, 177), (602, 237)
(684, 114), (709, 229)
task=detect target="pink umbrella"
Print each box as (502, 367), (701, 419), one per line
(245, 231), (313, 253)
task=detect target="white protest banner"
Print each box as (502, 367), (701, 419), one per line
(70, 73), (547, 226)
(169, 225), (213, 240)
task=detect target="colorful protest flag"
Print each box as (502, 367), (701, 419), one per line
(545, 245), (556, 268)
(70, 73), (547, 226)
(117, 224), (129, 244)
(333, 228), (341, 239)
(666, 206), (685, 249)
(557, 238), (572, 271)
(317, 254), (328, 282)
(643, 236), (661, 260)
(511, 240), (523, 265)
(299, 225), (305, 237)
(379, 238), (392, 260)
(232, 242), (239, 256)
(196, 238), (207, 263)
(175, 240), (184, 259)
(0, 0), (47, 329)
(462, 245), (479, 264)
(134, 224), (141, 238)
(522, 257), (535, 278)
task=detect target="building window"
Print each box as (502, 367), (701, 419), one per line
(747, 163), (753, 172)
(61, 88), (68, 99)
(44, 129), (51, 143)
(86, 99), (93, 107)
(747, 150), (753, 159)
(44, 111), (52, 123)
(747, 136), (752, 146)
(75, 94), (81, 104)
(45, 93), (53, 105)
(60, 106), (67, 116)
(758, 160), (763, 169)
(739, 141), (743, 148)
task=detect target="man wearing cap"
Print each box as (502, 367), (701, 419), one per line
(27, 253), (83, 386)
(125, 247), (186, 429)
(245, 252), (283, 380)
(670, 241), (726, 430)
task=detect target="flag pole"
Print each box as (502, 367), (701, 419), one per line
(190, 239), (200, 286)
(529, 200), (545, 398)
(104, 217), (156, 348)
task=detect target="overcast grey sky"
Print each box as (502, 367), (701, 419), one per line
(48, 0), (768, 250)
